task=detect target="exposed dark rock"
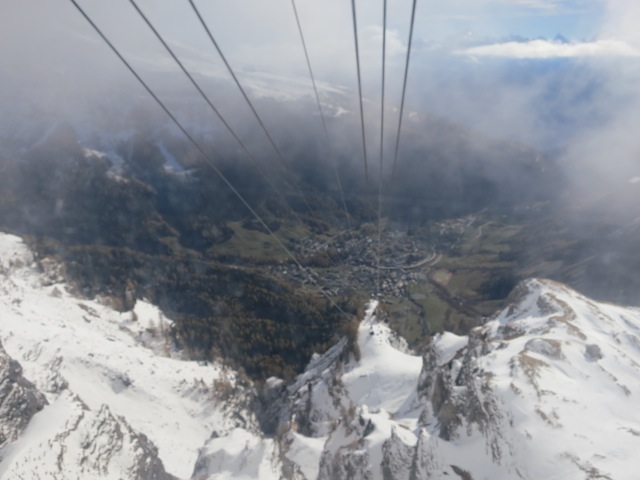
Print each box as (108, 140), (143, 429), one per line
(585, 343), (603, 362)
(381, 429), (414, 480)
(0, 340), (47, 449)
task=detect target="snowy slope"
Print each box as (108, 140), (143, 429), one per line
(406, 278), (640, 479)
(0, 233), (256, 479)
(2, 230), (640, 479)
(206, 279), (640, 479)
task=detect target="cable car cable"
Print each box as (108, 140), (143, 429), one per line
(376, 0), (388, 298)
(187, 0), (321, 224)
(69, 0), (352, 321)
(350, 0), (369, 184)
(130, 0), (338, 268)
(391, 0), (418, 178)
(290, 0), (352, 228)
(128, 0), (304, 227)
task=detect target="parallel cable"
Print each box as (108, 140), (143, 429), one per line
(69, 0), (352, 321)
(130, 0), (339, 270)
(132, 1), (340, 277)
(376, 0), (388, 297)
(290, 0), (329, 142)
(350, 0), (369, 184)
(391, 0), (418, 178)
(128, 0), (303, 226)
(290, 0), (351, 228)
(187, 0), (319, 222)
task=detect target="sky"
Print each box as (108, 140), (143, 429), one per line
(1, 0), (635, 111)
(2, 0), (640, 197)
(0, 0), (625, 79)
(0, 0), (630, 116)
(0, 0), (632, 93)
(421, 0), (605, 39)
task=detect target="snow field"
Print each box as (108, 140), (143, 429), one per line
(0, 233), (239, 479)
(2, 232), (640, 479)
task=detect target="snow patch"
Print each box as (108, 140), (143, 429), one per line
(341, 301), (423, 414)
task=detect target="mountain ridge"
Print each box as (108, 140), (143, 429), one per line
(258, 277), (640, 479)
(1, 231), (640, 478)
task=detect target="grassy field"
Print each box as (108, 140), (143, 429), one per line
(197, 213), (557, 354)
(208, 221), (306, 263)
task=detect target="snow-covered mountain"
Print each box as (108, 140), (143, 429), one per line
(0, 232), (257, 479)
(1, 231), (640, 479)
(250, 280), (640, 480)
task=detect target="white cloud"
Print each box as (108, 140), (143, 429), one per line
(603, 1), (640, 47)
(455, 39), (640, 58)
(360, 25), (407, 58)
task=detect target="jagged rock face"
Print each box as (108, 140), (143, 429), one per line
(0, 392), (176, 480)
(380, 430), (413, 480)
(413, 278), (640, 478)
(242, 280), (640, 480)
(3, 230), (640, 479)
(0, 232), (255, 479)
(285, 337), (352, 438)
(0, 332), (173, 479)
(0, 340), (47, 449)
(79, 404), (172, 480)
(318, 447), (372, 480)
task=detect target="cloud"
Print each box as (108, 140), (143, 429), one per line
(360, 25), (407, 58)
(507, 0), (597, 13)
(2, 0), (640, 233)
(455, 39), (639, 58)
(602, 1), (640, 47)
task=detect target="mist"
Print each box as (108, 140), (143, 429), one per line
(2, 1), (637, 172)
(3, 1), (640, 302)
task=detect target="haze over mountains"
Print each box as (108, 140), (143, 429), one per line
(1, 55), (640, 477)
(2, 38), (640, 371)
(2, 1), (640, 478)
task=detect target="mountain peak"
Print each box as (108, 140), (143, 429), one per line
(553, 33), (570, 44)
(245, 277), (640, 480)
